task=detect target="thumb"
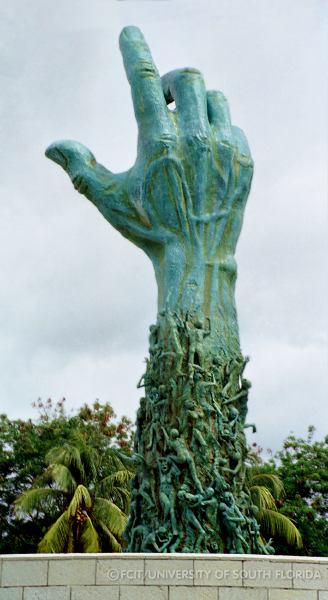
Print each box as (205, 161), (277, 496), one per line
(45, 139), (97, 178)
(45, 139), (116, 204)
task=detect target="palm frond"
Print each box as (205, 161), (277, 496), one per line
(49, 464), (77, 494)
(68, 484), (92, 518)
(70, 431), (99, 482)
(94, 497), (127, 537)
(104, 448), (135, 473)
(250, 485), (277, 511)
(258, 509), (303, 548)
(80, 515), (100, 552)
(97, 519), (122, 552)
(38, 510), (70, 553)
(111, 486), (131, 514)
(14, 487), (65, 516)
(250, 473), (285, 500)
(100, 469), (133, 488)
(99, 470), (133, 512)
(46, 444), (86, 483)
(99, 482), (131, 509)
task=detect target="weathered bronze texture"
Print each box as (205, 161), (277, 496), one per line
(46, 26), (270, 554)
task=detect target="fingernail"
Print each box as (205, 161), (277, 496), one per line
(120, 26), (143, 42)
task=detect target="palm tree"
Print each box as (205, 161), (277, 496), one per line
(247, 468), (303, 549)
(14, 433), (134, 553)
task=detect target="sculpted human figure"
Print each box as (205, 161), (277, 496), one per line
(145, 396), (166, 451)
(222, 357), (244, 398)
(128, 523), (149, 552)
(223, 377), (252, 424)
(220, 492), (248, 553)
(158, 457), (179, 535)
(180, 397), (211, 454)
(263, 538), (275, 555)
(138, 476), (156, 510)
(193, 371), (217, 416)
(168, 378), (178, 402)
(186, 317), (211, 379)
(159, 310), (184, 375)
(163, 428), (203, 493)
(124, 488), (139, 541)
(200, 487), (219, 530)
(225, 405), (240, 438)
(224, 437), (247, 493)
(212, 355), (224, 377)
(149, 324), (160, 354)
(177, 484), (206, 552)
(141, 526), (172, 553)
(191, 417), (207, 452)
(212, 464), (229, 495)
(134, 397), (146, 452)
(137, 367), (155, 391)
(180, 398), (199, 432)
(183, 403), (219, 459)
(212, 397), (225, 436)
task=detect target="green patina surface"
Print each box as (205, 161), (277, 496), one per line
(46, 26), (272, 554)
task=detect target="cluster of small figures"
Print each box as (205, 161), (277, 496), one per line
(124, 310), (274, 554)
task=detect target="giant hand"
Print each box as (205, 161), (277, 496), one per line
(46, 26), (253, 355)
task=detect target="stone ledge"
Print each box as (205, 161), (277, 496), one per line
(0, 554), (327, 597)
(0, 553), (327, 562)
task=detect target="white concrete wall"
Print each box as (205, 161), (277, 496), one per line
(0, 553), (327, 599)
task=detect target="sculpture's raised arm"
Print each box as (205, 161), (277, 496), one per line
(46, 27), (253, 332)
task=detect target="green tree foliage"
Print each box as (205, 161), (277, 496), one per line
(15, 433), (133, 552)
(0, 399), (133, 553)
(268, 427), (328, 556)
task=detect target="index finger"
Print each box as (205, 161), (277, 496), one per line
(119, 26), (173, 138)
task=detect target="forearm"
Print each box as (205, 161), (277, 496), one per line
(151, 246), (241, 358)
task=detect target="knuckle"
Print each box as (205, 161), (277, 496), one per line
(208, 90), (228, 104)
(232, 147), (254, 171)
(218, 139), (234, 151)
(179, 67), (202, 76)
(146, 134), (177, 154)
(236, 153), (254, 169)
(135, 60), (158, 79)
(186, 133), (211, 154)
(72, 174), (88, 194)
(217, 140), (235, 162)
(157, 133), (177, 146)
(217, 255), (237, 278)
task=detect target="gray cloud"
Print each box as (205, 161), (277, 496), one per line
(0, 0), (326, 452)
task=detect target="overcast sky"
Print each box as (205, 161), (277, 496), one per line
(0, 0), (327, 453)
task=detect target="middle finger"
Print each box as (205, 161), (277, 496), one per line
(161, 68), (210, 139)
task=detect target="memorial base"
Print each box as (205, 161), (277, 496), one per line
(0, 553), (327, 599)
